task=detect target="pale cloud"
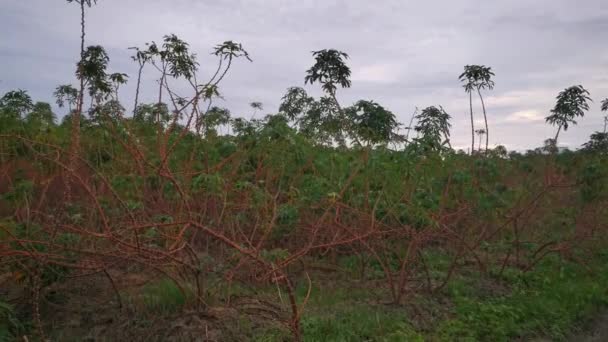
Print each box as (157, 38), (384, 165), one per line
(352, 63), (401, 84)
(474, 119), (486, 126)
(504, 110), (545, 123)
(484, 89), (556, 108)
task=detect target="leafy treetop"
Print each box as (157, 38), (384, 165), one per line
(459, 65), (495, 92)
(545, 85), (591, 132)
(305, 49), (351, 96)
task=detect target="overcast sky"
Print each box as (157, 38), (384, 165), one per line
(1, 0), (608, 150)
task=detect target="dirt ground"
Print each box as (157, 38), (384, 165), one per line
(568, 312), (608, 342)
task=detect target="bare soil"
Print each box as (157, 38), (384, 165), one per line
(568, 312), (608, 342)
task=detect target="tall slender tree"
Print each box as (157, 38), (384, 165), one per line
(545, 85), (591, 143)
(460, 66), (476, 154)
(66, 0), (97, 172)
(476, 67), (494, 152)
(459, 65), (495, 153)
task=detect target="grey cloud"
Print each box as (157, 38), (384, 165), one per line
(1, 0), (607, 151)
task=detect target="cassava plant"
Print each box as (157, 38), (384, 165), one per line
(545, 85), (591, 144)
(305, 49), (352, 146)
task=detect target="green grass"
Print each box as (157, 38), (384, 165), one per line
(138, 278), (193, 314)
(0, 300), (22, 342)
(255, 306), (423, 342)
(253, 252), (608, 341)
(301, 308), (423, 342)
(436, 254), (608, 341)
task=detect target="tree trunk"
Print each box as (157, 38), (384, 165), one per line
(133, 64), (144, 115)
(444, 128), (452, 149)
(469, 91), (475, 154)
(67, 1), (86, 197)
(73, 0), (86, 154)
(477, 88), (489, 153)
(331, 92), (351, 147)
(405, 108), (417, 143)
(157, 69), (166, 159)
(554, 125), (562, 143)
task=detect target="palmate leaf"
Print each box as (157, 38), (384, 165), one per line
(459, 65), (495, 92)
(77, 45), (113, 100)
(600, 98), (608, 112)
(347, 100), (399, 145)
(109, 73), (129, 85)
(546, 85), (591, 132)
(0, 89), (33, 116)
(66, 0), (97, 6)
(305, 49), (351, 95)
(213, 41), (252, 61)
(279, 87), (315, 121)
(54, 85), (78, 108)
(414, 106), (452, 150)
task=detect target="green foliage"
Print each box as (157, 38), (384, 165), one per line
(546, 85), (592, 135)
(583, 132), (608, 153)
(305, 49), (351, 96)
(198, 107), (231, 137)
(277, 204), (299, 227)
(0, 89), (33, 117)
(89, 99), (125, 123)
(2, 179), (34, 204)
(213, 40), (252, 62)
(459, 65), (495, 93)
(139, 279), (192, 313)
(279, 87), (315, 121)
(54, 84), (79, 110)
(260, 248), (289, 263)
(26, 102), (56, 130)
(191, 172), (224, 193)
(413, 105), (452, 151)
(347, 100), (401, 146)
(148, 34), (199, 80)
(2, 17), (608, 341)
(437, 255), (608, 341)
(78, 45), (112, 100)
(301, 308), (423, 342)
(134, 102), (170, 124)
(579, 158), (607, 203)
(0, 300), (22, 342)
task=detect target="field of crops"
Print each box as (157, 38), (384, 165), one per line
(1, 1), (608, 340)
